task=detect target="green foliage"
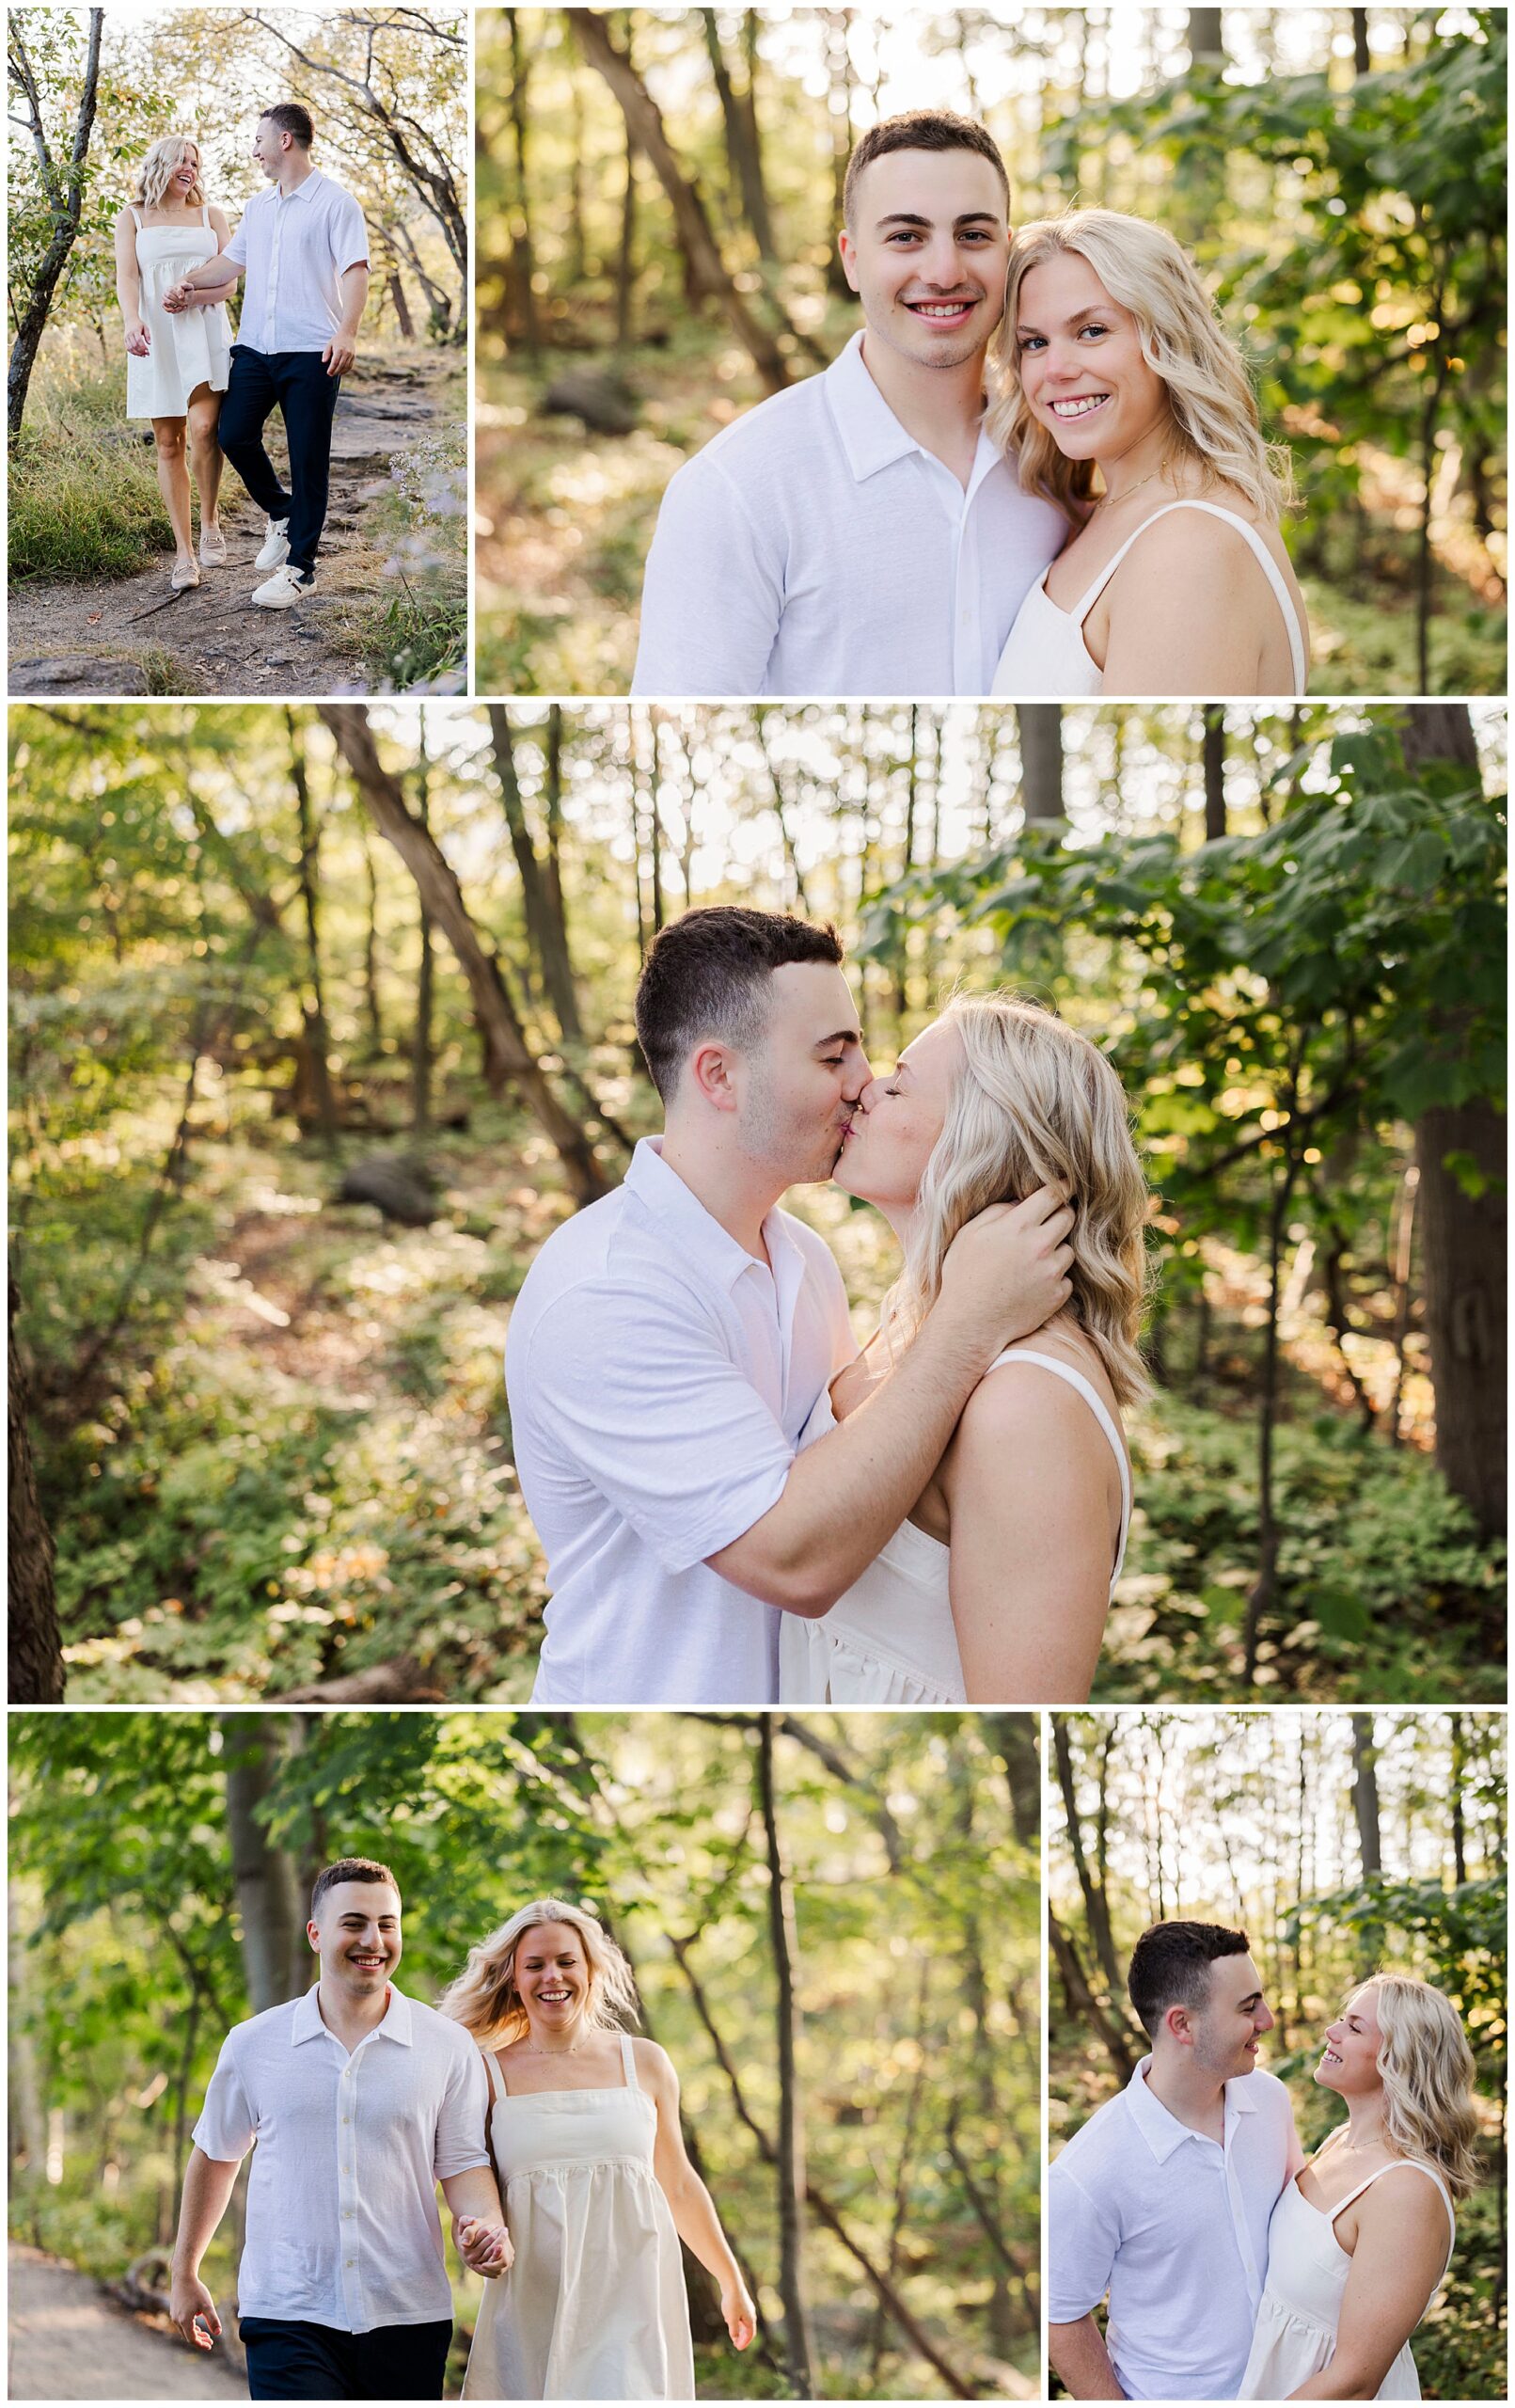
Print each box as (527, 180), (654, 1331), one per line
(8, 364), (170, 580)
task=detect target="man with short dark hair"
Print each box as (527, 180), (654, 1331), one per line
(163, 102), (370, 610)
(169, 1859), (510, 2400)
(633, 108), (1065, 697)
(506, 904), (1073, 1704)
(1049, 1920), (1303, 2400)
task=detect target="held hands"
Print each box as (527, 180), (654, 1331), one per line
(168, 2268), (222, 2352)
(455, 2213), (513, 2279)
(720, 2276), (757, 2352)
(939, 1185), (1075, 1349)
(161, 281), (192, 314)
(124, 319), (150, 356)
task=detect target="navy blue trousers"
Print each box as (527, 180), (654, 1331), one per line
(218, 345), (341, 575)
(240, 2316), (451, 2400)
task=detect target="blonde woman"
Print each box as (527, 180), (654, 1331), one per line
(1240, 1975), (1479, 2400)
(988, 210), (1310, 697)
(441, 1898), (755, 2400)
(114, 135), (232, 590)
(780, 993), (1146, 1707)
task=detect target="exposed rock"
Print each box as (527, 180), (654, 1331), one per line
(540, 367), (640, 435)
(9, 654), (150, 695)
(336, 1151), (439, 1227)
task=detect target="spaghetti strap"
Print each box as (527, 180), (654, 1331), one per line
(130, 204), (142, 230)
(492, 2048), (510, 2099)
(619, 2034), (639, 2091)
(1071, 499), (1307, 694)
(1330, 2159), (1456, 2265)
(982, 1348), (1132, 1581)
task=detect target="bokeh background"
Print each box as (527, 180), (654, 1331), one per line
(8, 698), (1506, 1707)
(475, 5), (1507, 696)
(1048, 1707), (1507, 2402)
(8, 1708), (1040, 2400)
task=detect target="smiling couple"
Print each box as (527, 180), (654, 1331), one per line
(632, 109), (1309, 700)
(170, 1861), (750, 2400)
(1049, 1924), (1477, 2401)
(506, 905), (1147, 1709)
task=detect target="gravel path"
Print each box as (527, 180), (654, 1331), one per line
(8, 2244), (245, 2401)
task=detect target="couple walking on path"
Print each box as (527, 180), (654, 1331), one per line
(115, 103), (368, 609)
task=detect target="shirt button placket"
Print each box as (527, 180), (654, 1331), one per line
(339, 2054), (364, 2328)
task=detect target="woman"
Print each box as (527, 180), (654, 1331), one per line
(442, 1898), (755, 2400)
(780, 993), (1146, 1707)
(987, 211), (1310, 697)
(115, 135), (232, 591)
(1240, 1975), (1478, 2400)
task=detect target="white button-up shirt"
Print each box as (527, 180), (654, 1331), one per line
(1049, 2056), (1301, 2400)
(506, 1138), (856, 1705)
(225, 168), (369, 355)
(632, 328), (1065, 697)
(192, 1984), (489, 2334)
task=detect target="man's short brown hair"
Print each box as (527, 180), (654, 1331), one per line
(261, 102), (314, 150)
(1128, 1921), (1251, 2039)
(635, 907), (844, 1103)
(844, 109), (1010, 228)
(310, 1857), (397, 1917)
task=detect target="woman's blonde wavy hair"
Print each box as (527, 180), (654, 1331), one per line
(1353, 1974), (1482, 2202)
(437, 1897), (639, 2047)
(986, 209), (1293, 523)
(882, 994), (1150, 1410)
(134, 136), (206, 211)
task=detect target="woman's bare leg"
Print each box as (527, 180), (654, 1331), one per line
(186, 385), (224, 529)
(151, 415), (195, 567)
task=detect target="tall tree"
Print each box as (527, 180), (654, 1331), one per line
(1017, 705), (1065, 820)
(288, 715), (341, 1156)
(1350, 1714), (1382, 1877)
(7, 8), (103, 435)
(222, 1717), (305, 2014)
(701, 9), (775, 258)
(488, 706), (584, 1043)
(1202, 706), (1227, 838)
(757, 1719), (813, 2395)
(8, 1281), (64, 1704)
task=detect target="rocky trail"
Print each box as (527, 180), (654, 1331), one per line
(8, 2244), (245, 2400)
(9, 354), (450, 699)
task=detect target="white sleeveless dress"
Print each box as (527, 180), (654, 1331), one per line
(990, 498), (1309, 696)
(1238, 2142), (1456, 2401)
(462, 2034), (694, 2401)
(124, 203), (231, 420)
(778, 1347), (1131, 1705)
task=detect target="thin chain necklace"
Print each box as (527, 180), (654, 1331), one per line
(1089, 467), (1166, 514)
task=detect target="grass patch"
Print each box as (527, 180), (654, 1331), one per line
(9, 358), (168, 583)
(348, 369), (468, 691)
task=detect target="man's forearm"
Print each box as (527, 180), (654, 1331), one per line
(709, 1307), (1002, 1614)
(171, 2147), (240, 2274)
(180, 257), (240, 294)
(1049, 2316), (1125, 2400)
(440, 2165), (504, 2227)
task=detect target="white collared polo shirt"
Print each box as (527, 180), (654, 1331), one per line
(225, 168), (369, 354)
(632, 328), (1066, 698)
(1049, 2056), (1301, 2400)
(506, 1138), (856, 1705)
(192, 1984), (489, 2333)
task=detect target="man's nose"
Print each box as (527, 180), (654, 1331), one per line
(845, 1056), (876, 1104)
(1255, 2004), (1274, 2033)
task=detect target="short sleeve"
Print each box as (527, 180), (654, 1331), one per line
(632, 454), (783, 697)
(225, 215), (248, 267)
(191, 2036), (257, 2164)
(329, 191), (369, 273)
(433, 2040), (490, 2182)
(1048, 2155), (1122, 2323)
(518, 1279), (794, 1574)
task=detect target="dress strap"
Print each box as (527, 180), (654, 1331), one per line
(983, 1349), (1132, 1581)
(201, 201), (210, 228)
(130, 204), (142, 230)
(1071, 499), (1307, 693)
(490, 2048), (510, 2099)
(1329, 2160), (1457, 2275)
(619, 2033), (639, 2091)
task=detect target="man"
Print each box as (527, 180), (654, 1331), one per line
(170, 1858), (510, 2400)
(505, 905), (1073, 1705)
(1049, 1921), (1303, 2400)
(632, 110), (1065, 697)
(165, 103), (369, 610)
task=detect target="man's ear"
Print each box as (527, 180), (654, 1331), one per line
(687, 1041), (740, 1113)
(837, 228), (860, 294)
(1164, 2003), (1193, 2048)
(306, 1920), (322, 1956)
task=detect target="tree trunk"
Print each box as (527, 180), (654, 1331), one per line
(701, 9), (776, 260)
(541, 707), (583, 1041)
(1202, 705), (1226, 839)
(1052, 1719), (1123, 1995)
(1350, 8), (1372, 76)
(288, 714), (340, 1155)
(488, 705), (583, 1043)
(991, 1712), (1041, 1847)
(412, 739), (434, 1136)
(825, 12), (854, 298)
(8, 1280), (63, 1704)
(569, 8), (794, 393)
(615, 24), (638, 351)
(221, 1716), (305, 2012)
(8, 10), (103, 436)
(1450, 1715), (1467, 1885)
(319, 707), (610, 1206)
(1048, 1907), (1138, 2082)
(504, 11), (542, 354)
(1350, 1714), (1381, 1877)
(1017, 705), (1065, 819)
(359, 825), (385, 1060)
(756, 1719), (813, 2395)
(738, 11), (777, 258)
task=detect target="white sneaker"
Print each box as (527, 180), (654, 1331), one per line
(252, 563), (313, 610)
(255, 518), (290, 570)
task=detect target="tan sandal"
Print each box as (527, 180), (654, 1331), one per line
(170, 559), (201, 591)
(198, 523), (228, 565)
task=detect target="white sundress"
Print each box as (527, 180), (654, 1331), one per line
(1238, 2143), (1456, 2400)
(124, 202), (231, 420)
(777, 1347), (1132, 1705)
(462, 2035), (694, 2401)
(990, 498), (1310, 696)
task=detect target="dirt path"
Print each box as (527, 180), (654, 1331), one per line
(8, 352), (451, 699)
(8, 2244), (245, 2401)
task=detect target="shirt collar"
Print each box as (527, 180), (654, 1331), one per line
(1124, 2053), (1255, 2162)
(276, 168), (324, 205)
(292, 1982), (413, 2046)
(823, 327), (995, 484)
(625, 1136), (789, 1296)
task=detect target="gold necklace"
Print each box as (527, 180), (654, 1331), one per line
(1089, 467), (1165, 513)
